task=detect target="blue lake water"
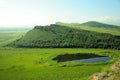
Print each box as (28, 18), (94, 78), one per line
(67, 57), (111, 63)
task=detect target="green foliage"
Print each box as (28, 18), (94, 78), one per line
(56, 21), (120, 35)
(9, 24), (120, 49)
(0, 48), (119, 80)
(0, 23), (120, 80)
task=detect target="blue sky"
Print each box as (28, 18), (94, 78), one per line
(0, 0), (120, 27)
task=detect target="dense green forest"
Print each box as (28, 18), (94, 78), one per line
(8, 22), (120, 49)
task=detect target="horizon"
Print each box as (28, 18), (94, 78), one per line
(0, 21), (120, 29)
(0, 21), (120, 28)
(0, 0), (120, 27)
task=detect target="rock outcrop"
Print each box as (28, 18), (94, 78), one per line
(89, 61), (120, 80)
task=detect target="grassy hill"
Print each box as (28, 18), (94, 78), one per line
(56, 21), (120, 35)
(0, 22), (120, 80)
(9, 23), (120, 49)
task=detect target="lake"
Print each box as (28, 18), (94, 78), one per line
(67, 57), (111, 63)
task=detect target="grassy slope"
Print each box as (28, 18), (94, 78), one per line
(0, 23), (120, 80)
(56, 21), (120, 35)
(0, 48), (120, 80)
(10, 24), (120, 49)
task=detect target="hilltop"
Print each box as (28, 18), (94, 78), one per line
(56, 21), (120, 35)
(8, 22), (120, 49)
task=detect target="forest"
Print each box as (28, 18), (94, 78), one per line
(8, 24), (120, 49)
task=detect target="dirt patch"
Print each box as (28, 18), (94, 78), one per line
(89, 61), (120, 80)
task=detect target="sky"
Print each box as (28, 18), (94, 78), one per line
(0, 0), (120, 27)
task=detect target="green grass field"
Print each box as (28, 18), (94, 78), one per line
(0, 26), (120, 80)
(0, 28), (29, 46)
(0, 48), (119, 80)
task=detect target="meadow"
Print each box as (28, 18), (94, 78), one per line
(0, 48), (120, 80)
(0, 26), (120, 80)
(0, 28), (29, 46)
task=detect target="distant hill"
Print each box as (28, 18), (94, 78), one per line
(81, 21), (120, 30)
(8, 23), (120, 49)
(56, 21), (120, 35)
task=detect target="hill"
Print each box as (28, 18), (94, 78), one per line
(56, 21), (120, 35)
(8, 23), (120, 49)
(81, 21), (120, 31)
